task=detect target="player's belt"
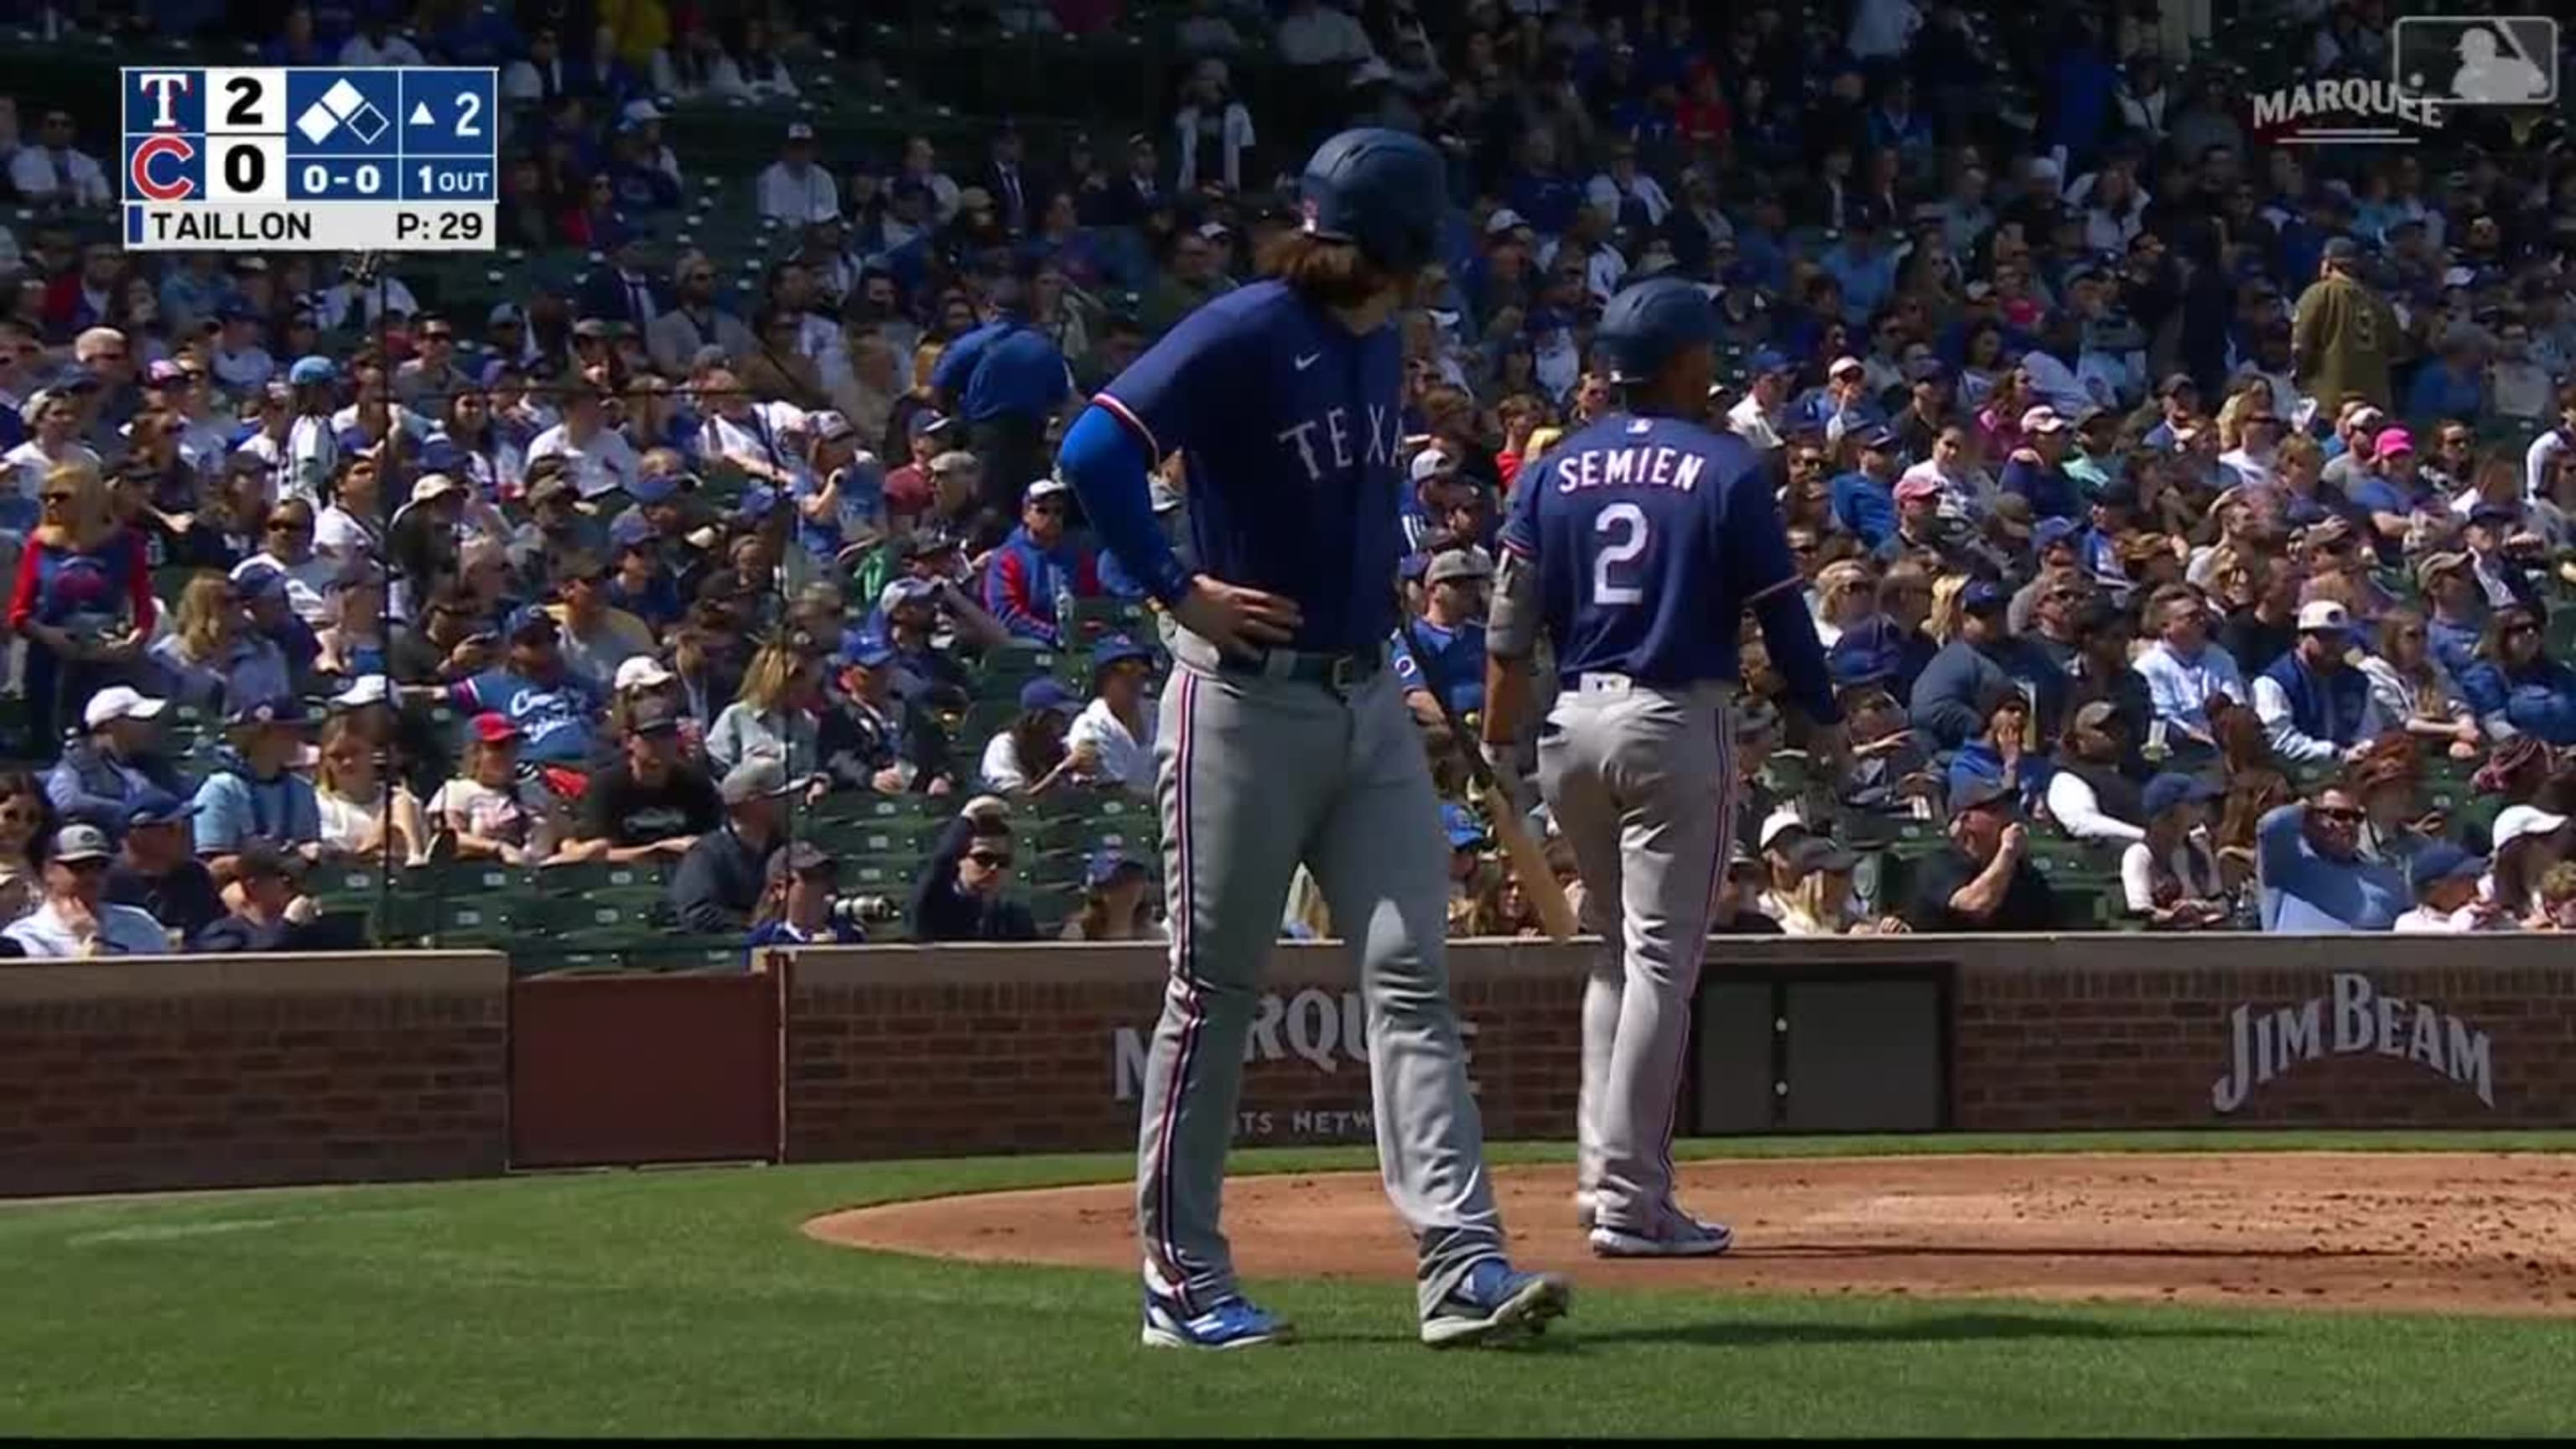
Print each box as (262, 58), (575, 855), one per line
(1222, 647), (1384, 692)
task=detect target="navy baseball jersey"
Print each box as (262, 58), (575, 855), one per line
(1501, 413), (1799, 688)
(1093, 280), (1405, 656)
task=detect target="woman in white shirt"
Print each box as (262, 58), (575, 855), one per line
(706, 638), (827, 782)
(313, 453), (387, 574)
(2119, 772), (2231, 929)
(1065, 639), (1158, 797)
(314, 716), (428, 865)
(231, 496), (341, 626)
(2358, 605), (2481, 761)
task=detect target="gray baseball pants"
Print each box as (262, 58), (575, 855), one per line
(1535, 673), (1735, 1235)
(1133, 627), (1507, 1322)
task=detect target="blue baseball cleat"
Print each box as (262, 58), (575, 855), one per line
(1420, 1259), (1573, 1348)
(1140, 1291), (1292, 1350)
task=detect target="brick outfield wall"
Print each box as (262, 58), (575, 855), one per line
(782, 937), (2576, 1161)
(0, 953), (511, 1197)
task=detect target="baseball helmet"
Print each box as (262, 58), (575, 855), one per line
(1299, 127), (1447, 274)
(1594, 277), (1719, 385)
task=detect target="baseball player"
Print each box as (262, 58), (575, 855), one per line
(1480, 277), (1842, 1257)
(1056, 127), (1571, 1352)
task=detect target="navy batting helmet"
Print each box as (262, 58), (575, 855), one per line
(1594, 277), (1719, 385)
(1299, 128), (1447, 275)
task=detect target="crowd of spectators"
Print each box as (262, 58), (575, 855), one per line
(0, 0), (2572, 958)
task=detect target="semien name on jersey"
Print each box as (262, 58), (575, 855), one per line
(1550, 444), (1707, 494)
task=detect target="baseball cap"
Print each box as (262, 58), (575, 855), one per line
(2469, 502), (2519, 528)
(1020, 678), (1078, 715)
(528, 473), (580, 508)
(505, 604), (558, 641)
(622, 99), (663, 126)
(50, 823), (113, 864)
(928, 449), (980, 475)
(2372, 427), (2416, 459)
(2142, 771), (2224, 819)
(1893, 473), (1941, 503)
(1441, 802), (1486, 849)
(2033, 516), (2081, 552)
(627, 694), (685, 735)
(1758, 805), (1811, 852)
(1949, 776), (2019, 816)
(808, 410), (858, 444)
(1827, 355), (1865, 379)
(2019, 405), (2070, 434)
(329, 674), (391, 711)
(1961, 581), (2009, 614)
(233, 839), (299, 880)
(1746, 348), (1793, 377)
(2490, 803), (2570, 853)
(1409, 446), (1459, 484)
(1483, 207), (1530, 236)
(880, 576), (942, 614)
(838, 635), (896, 671)
(2322, 236), (2360, 263)
(1856, 424), (1899, 452)
(2416, 551), (2472, 589)
(615, 656), (678, 692)
(785, 122), (816, 143)
(1786, 835), (1859, 875)
(1025, 476), (1069, 503)
(1085, 844), (1150, 888)
(2158, 371), (2198, 398)
(1827, 644), (1893, 690)
(410, 472), (467, 505)
(909, 411), (956, 440)
(2296, 600), (2352, 635)
(287, 355), (338, 386)
(226, 696), (305, 730)
(2407, 841), (2485, 894)
(123, 788), (200, 829)
(1426, 548), (1494, 586)
(83, 685), (167, 730)
(470, 712), (522, 745)
(2070, 699), (2122, 735)
(719, 757), (797, 806)
(1091, 635), (1154, 673)
(766, 840), (837, 883)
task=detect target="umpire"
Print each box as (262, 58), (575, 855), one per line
(929, 272), (1073, 527)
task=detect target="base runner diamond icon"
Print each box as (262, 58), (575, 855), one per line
(347, 101), (389, 143)
(296, 103), (339, 143)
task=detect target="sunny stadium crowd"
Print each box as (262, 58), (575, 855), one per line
(0, 0), (2570, 963)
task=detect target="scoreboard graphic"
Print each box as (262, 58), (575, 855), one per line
(122, 66), (498, 252)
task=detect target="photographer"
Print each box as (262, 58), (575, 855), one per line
(906, 796), (1038, 943)
(745, 841), (871, 950)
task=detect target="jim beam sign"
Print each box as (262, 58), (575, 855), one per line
(2212, 972), (2495, 1114)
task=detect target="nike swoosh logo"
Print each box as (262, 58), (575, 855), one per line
(1294, 352), (1321, 371)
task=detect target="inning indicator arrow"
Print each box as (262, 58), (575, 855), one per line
(410, 101), (435, 126)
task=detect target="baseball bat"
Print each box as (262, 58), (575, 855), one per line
(1397, 616), (1581, 941)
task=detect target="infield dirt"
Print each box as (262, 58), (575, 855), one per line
(809, 1152), (2576, 1316)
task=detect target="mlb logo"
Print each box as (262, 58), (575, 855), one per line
(2392, 16), (2559, 106)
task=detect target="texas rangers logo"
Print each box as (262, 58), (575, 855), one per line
(127, 134), (196, 201)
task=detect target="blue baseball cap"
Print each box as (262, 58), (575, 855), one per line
(1961, 580), (2008, 614)
(1084, 844), (1150, 889)
(2407, 841), (2485, 894)
(838, 634), (895, 670)
(505, 603), (558, 641)
(287, 355), (338, 387)
(1828, 642), (1895, 691)
(1855, 424), (1900, 452)
(225, 695), (306, 729)
(124, 788), (201, 828)
(2469, 502), (2518, 528)
(1020, 678), (1078, 714)
(2033, 516), (2082, 552)
(2141, 771), (2224, 820)
(1091, 635), (1153, 674)
(231, 561), (288, 599)
(1746, 348), (1794, 377)
(626, 470), (680, 504)
(1592, 277), (1717, 385)
(1441, 802), (1485, 849)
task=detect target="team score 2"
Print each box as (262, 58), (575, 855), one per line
(393, 210), (485, 242)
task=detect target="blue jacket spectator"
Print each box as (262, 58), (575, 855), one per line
(190, 699), (324, 864)
(446, 606), (607, 766)
(2257, 792), (2406, 932)
(1831, 428), (1904, 546)
(2249, 604), (2383, 765)
(980, 480), (1097, 645)
(2456, 605), (2576, 745)
(1909, 584), (2068, 753)
(44, 687), (187, 836)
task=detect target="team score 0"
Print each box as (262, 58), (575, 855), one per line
(394, 210), (485, 243)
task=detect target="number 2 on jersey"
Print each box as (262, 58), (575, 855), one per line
(1592, 501), (1649, 605)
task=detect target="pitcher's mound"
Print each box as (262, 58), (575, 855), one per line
(808, 1152), (2576, 1315)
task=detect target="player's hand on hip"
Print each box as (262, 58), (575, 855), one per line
(1172, 574), (1302, 660)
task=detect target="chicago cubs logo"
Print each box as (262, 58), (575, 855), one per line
(127, 133), (196, 201)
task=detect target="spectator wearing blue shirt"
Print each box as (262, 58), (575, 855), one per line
(1997, 406), (2085, 519)
(1910, 582), (2069, 754)
(2404, 335), (2485, 423)
(1394, 548), (1491, 728)
(981, 478), (1098, 646)
(2256, 786), (2406, 932)
(1944, 688), (2048, 816)
(791, 412), (886, 568)
(2130, 583), (2246, 764)
(2342, 426), (2428, 556)
(190, 697), (324, 874)
(2457, 603), (2576, 745)
(443, 606), (608, 768)
(1503, 131), (1584, 239)
(44, 686), (187, 837)
(1819, 205), (1900, 327)
(928, 280), (1072, 529)
(1832, 425), (1903, 546)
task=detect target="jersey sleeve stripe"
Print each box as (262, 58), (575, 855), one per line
(1499, 533), (1536, 558)
(1093, 392), (1162, 466)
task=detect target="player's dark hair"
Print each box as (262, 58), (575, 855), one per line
(1257, 231), (1395, 310)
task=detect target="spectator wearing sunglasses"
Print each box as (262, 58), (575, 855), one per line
(2457, 603), (2576, 745)
(907, 794), (1039, 943)
(2255, 782), (2405, 932)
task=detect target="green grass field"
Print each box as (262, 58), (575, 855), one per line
(3, 1133), (2572, 1436)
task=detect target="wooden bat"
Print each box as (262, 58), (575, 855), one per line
(1397, 615), (1580, 941)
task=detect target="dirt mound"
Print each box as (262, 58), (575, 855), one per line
(808, 1153), (2576, 1315)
